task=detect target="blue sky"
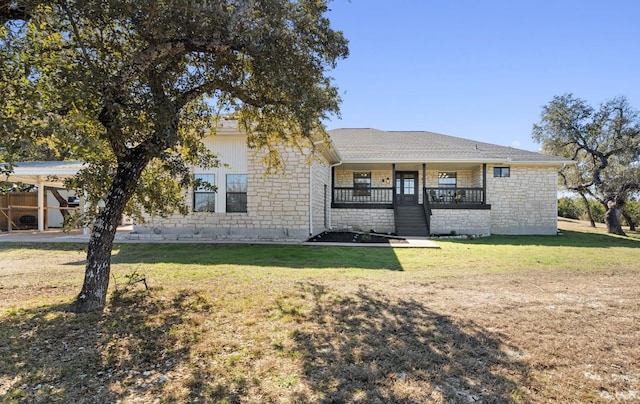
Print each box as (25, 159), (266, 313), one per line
(323, 0), (640, 151)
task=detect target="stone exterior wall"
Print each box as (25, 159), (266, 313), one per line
(334, 169), (394, 187)
(331, 208), (395, 234)
(429, 209), (491, 236)
(133, 135), (329, 241)
(310, 158), (331, 236)
(132, 133), (560, 240)
(330, 164), (559, 236)
(486, 164), (558, 235)
(425, 169), (477, 188)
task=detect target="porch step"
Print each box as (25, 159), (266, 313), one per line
(395, 205), (429, 237)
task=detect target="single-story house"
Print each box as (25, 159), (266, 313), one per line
(3, 120), (571, 239)
(132, 120), (570, 240)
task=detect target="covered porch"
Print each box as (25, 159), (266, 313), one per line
(330, 162), (493, 236)
(2, 161), (84, 232)
(331, 162), (490, 209)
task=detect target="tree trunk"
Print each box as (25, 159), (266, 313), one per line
(579, 193), (596, 227)
(69, 153), (149, 313)
(47, 187), (70, 222)
(621, 210), (636, 231)
(604, 200), (627, 236)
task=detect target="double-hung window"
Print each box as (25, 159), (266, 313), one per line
(353, 172), (371, 197)
(226, 174), (247, 212)
(193, 174), (216, 212)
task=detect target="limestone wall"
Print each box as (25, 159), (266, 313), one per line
(133, 135), (327, 241)
(330, 208), (395, 234)
(429, 209), (491, 236)
(310, 158), (331, 236)
(486, 164), (558, 235)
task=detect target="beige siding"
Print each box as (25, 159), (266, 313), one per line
(203, 134), (248, 173)
(195, 134), (248, 213)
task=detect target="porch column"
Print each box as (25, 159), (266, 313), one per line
(331, 165), (335, 205)
(482, 164), (487, 204)
(37, 179), (45, 231)
(422, 163), (426, 190)
(391, 164), (396, 203)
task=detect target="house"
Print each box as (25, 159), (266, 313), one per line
(130, 121), (570, 240)
(3, 120), (570, 239)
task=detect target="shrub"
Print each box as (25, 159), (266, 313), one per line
(577, 198), (605, 223)
(558, 197), (582, 219)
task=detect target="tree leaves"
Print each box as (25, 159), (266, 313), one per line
(2, 0), (349, 311)
(533, 94), (640, 210)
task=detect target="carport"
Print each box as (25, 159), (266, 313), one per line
(2, 161), (84, 232)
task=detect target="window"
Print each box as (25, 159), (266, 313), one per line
(353, 172), (371, 196)
(494, 167), (510, 177)
(193, 174), (215, 212)
(438, 172), (457, 188)
(226, 174), (247, 212)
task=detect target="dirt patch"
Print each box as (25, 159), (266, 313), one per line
(307, 231), (409, 244)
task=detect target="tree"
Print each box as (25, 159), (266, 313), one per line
(1, 0), (348, 312)
(532, 94), (640, 233)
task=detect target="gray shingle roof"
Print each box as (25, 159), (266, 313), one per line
(328, 128), (570, 165)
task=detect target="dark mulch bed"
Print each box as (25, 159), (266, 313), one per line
(307, 231), (408, 244)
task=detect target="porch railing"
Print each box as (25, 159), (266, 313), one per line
(332, 186), (486, 206)
(333, 187), (393, 204)
(423, 188), (432, 233)
(425, 187), (485, 205)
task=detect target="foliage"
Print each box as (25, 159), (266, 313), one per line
(621, 199), (640, 227)
(557, 196), (629, 224)
(581, 198), (605, 223)
(557, 197), (581, 220)
(533, 94), (640, 225)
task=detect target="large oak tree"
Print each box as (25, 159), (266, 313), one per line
(1, 0), (348, 312)
(532, 94), (640, 233)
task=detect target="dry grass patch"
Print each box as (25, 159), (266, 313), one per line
(0, 219), (639, 402)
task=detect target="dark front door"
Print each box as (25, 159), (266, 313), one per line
(395, 171), (418, 204)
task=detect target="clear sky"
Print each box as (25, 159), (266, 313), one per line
(323, 0), (640, 151)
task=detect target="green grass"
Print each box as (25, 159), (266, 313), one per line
(0, 220), (639, 402)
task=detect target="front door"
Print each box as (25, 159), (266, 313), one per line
(395, 171), (418, 204)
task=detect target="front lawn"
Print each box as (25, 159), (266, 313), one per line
(0, 219), (638, 402)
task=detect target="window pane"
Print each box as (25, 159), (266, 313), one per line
(194, 193), (215, 212)
(226, 193), (247, 212)
(193, 173), (215, 212)
(494, 167), (510, 177)
(438, 172), (457, 187)
(227, 174), (247, 192)
(195, 174), (215, 190)
(353, 172), (371, 196)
